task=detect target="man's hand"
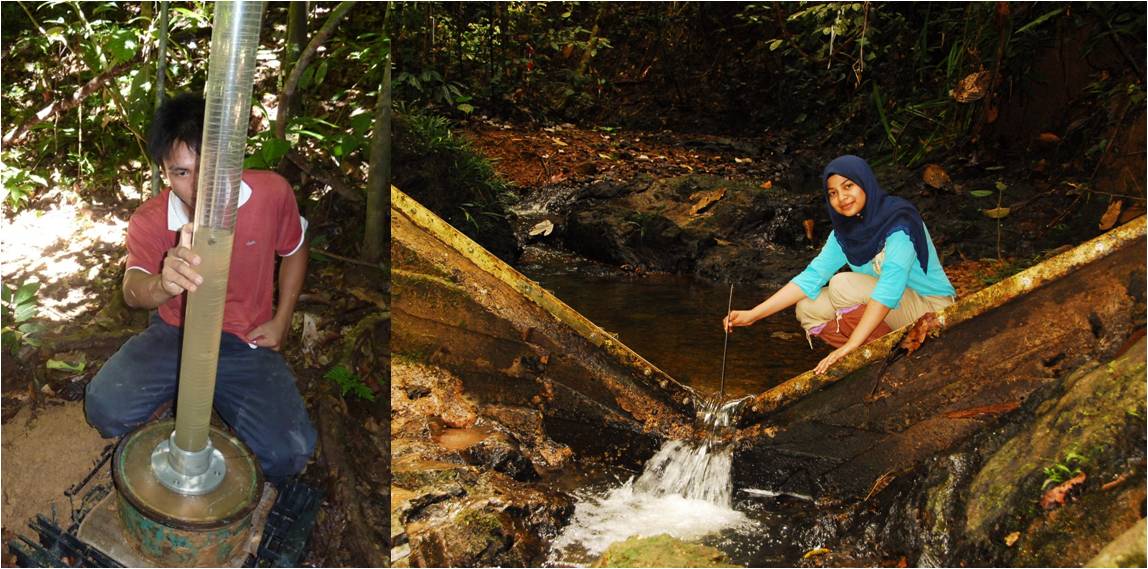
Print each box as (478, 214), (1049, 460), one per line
(246, 317), (290, 351)
(160, 223), (202, 296)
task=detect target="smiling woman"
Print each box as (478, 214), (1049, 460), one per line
(724, 155), (957, 375)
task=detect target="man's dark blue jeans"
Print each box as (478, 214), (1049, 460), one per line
(85, 314), (317, 479)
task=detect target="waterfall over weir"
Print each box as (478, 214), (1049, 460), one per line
(548, 396), (753, 564)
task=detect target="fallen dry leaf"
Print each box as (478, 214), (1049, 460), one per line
(529, 219), (555, 237)
(922, 164), (951, 189)
(983, 207), (1011, 219)
(803, 548), (831, 559)
(1099, 199), (1123, 231)
(1119, 204), (1144, 225)
(688, 187), (727, 216)
(760, 180), (773, 190)
(1004, 531), (1020, 547)
(1041, 472), (1086, 510)
(864, 471), (896, 502)
(945, 401), (1021, 419)
(899, 312), (940, 354)
(951, 70), (992, 103)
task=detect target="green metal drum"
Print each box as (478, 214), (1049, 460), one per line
(113, 419), (262, 566)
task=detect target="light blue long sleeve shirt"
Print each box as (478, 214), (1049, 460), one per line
(791, 226), (956, 309)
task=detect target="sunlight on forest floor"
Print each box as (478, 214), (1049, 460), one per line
(2, 199), (128, 321)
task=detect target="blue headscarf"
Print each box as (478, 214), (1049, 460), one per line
(822, 155), (929, 273)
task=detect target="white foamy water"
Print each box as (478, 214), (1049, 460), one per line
(548, 478), (750, 561)
(633, 440), (735, 505)
(548, 397), (753, 565)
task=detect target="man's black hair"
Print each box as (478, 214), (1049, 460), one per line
(147, 93), (205, 166)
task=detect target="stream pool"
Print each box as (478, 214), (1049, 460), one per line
(517, 246), (827, 398)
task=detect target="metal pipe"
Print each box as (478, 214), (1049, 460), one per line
(718, 284), (733, 401)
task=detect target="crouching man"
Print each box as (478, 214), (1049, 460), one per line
(85, 94), (316, 482)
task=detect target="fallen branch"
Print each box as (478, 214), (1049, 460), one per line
(286, 150), (364, 203)
(313, 247), (383, 269)
(3, 59), (139, 145)
(348, 287), (388, 310)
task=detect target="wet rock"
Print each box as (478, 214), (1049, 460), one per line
(695, 244), (811, 287)
(481, 405), (574, 473)
(564, 207), (712, 273)
(462, 428), (539, 481)
(964, 338), (1147, 542)
(591, 534), (739, 568)
(400, 469), (574, 567)
(559, 174), (820, 280)
(392, 360), (479, 429)
(1086, 518), (1147, 568)
(831, 336), (1148, 566)
(584, 179), (631, 200)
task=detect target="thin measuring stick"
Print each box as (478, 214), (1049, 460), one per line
(719, 284), (733, 401)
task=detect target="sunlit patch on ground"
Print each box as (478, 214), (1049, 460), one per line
(2, 196), (129, 322)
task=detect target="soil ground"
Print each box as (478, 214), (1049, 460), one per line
(1, 402), (111, 548)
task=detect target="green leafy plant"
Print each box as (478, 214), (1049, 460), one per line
(2, 281), (43, 351)
(324, 364), (376, 402)
(1, 157), (49, 210)
(1041, 451), (1087, 490)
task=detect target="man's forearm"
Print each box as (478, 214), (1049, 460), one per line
(274, 240), (309, 324)
(123, 270), (175, 309)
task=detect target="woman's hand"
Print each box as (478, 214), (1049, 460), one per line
(723, 309), (757, 333)
(814, 343), (857, 375)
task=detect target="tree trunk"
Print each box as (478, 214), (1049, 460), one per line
(150, 0), (171, 197)
(275, 1), (355, 140)
(574, 5), (605, 80)
(280, 1), (309, 97)
(362, 13), (392, 264)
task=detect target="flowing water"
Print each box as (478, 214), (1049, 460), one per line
(547, 397), (759, 566)
(517, 247), (826, 397)
(521, 247), (833, 565)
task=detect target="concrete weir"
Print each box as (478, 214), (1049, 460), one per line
(393, 183), (1145, 504)
(392, 186), (696, 441)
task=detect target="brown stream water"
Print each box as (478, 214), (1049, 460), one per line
(518, 255), (826, 398)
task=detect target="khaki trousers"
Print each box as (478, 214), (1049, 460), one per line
(795, 272), (954, 334)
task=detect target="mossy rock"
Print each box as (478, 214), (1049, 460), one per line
(1086, 518), (1148, 568)
(591, 534), (739, 568)
(965, 337), (1147, 540)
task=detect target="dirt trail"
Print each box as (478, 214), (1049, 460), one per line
(1, 401), (111, 549)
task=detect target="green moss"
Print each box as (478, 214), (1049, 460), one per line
(965, 339), (1147, 538)
(591, 535), (739, 568)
